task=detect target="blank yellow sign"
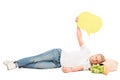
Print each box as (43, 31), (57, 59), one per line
(77, 12), (102, 36)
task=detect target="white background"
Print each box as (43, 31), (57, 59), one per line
(0, 0), (120, 80)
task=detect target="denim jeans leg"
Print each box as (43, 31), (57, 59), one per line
(16, 48), (62, 68)
(23, 62), (57, 69)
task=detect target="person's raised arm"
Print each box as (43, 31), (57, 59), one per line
(77, 27), (84, 47)
(76, 17), (84, 47)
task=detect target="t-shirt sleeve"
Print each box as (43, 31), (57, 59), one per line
(80, 44), (91, 52)
(80, 44), (91, 58)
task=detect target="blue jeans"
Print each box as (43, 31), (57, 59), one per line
(15, 48), (62, 69)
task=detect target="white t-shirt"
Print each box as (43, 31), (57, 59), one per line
(60, 44), (91, 70)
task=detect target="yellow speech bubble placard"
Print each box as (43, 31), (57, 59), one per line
(76, 12), (102, 36)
